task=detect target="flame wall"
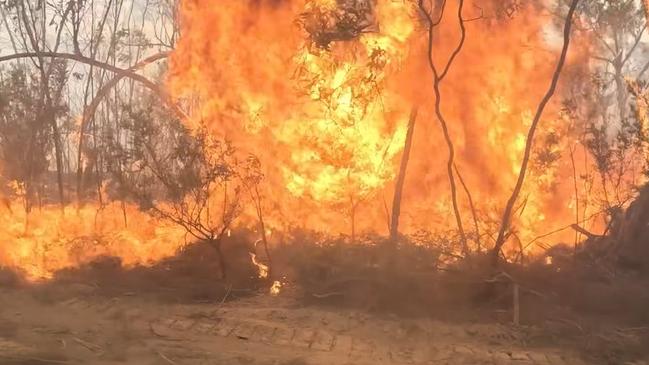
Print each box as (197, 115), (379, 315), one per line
(167, 0), (592, 253)
(0, 0), (604, 281)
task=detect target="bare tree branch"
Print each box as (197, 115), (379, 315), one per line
(418, 0), (469, 255)
(75, 51), (172, 203)
(491, 0), (581, 265)
(0, 51), (183, 117)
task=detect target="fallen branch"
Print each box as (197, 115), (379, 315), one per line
(522, 208), (607, 251)
(484, 271), (514, 283)
(550, 317), (584, 333)
(617, 326), (649, 332)
(220, 284), (233, 305)
(149, 322), (182, 341)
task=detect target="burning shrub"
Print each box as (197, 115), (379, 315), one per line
(300, 0), (376, 49)
(114, 104), (263, 280)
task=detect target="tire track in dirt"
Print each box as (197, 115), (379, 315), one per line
(49, 292), (638, 365)
(148, 314), (589, 365)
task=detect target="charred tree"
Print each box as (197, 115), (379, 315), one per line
(390, 106), (419, 243)
(242, 156), (273, 280)
(491, 0), (580, 265)
(418, 0), (470, 255)
(454, 163), (481, 251)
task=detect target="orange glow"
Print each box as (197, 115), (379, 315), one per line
(270, 280), (282, 296)
(0, 202), (186, 281)
(0, 1), (608, 279)
(167, 0), (595, 253)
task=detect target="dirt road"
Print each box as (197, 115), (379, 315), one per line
(0, 282), (637, 365)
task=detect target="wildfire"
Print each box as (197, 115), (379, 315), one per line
(0, 0), (604, 279)
(167, 0), (592, 252)
(270, 280), (282, 296)
(249, 252), (269, 279)
(0, 201), (186, 280)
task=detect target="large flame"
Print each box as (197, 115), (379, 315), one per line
(167, 0), (591, 251)
(0, 0), (604, 279)
(0, 202), (186, 280)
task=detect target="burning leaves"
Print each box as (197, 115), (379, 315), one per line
(169, 0), (417, 236)
(300, 0), (376, 49)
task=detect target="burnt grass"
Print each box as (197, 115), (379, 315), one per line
(1, 233), (648, 364)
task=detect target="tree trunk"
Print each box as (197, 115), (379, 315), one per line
(569, 145), (580, 257)
(121, 200), (128, 228)
(51, 117), (66, 211)
(209, 238), (227, 280)
(491, 0), (580, 265)
(419, 0), (469, 255)
(614, 62), (628, 121)
(454, 163), (480, 251)
(258, 217), (272, 280)
(390, 106), (418, 243)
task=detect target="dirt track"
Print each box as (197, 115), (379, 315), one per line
(0, 281), (626, 365)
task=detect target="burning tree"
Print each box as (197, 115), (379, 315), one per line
(491, 0), (580, 264)
(300, 0), (376, 49)
(115, 105), (260, 279)
(168, 0), (416, 239)
(286, 43), (407, 241)
(417, 0), (471, 255)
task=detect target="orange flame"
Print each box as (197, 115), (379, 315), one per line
(168, 0), (594, 253)
(0, 202), (186, 280)
(0, 1), (605, 280)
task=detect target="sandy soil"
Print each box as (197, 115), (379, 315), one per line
(0, 279), (629, 365)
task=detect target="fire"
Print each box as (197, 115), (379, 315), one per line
(0, 202), (186, 281)
(270, 280), (282, 296)
(170, 0), (414, 229)
(249, 252), (269, 279)
(0, 0), (605, 279)
(168, 0), (592, 251)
